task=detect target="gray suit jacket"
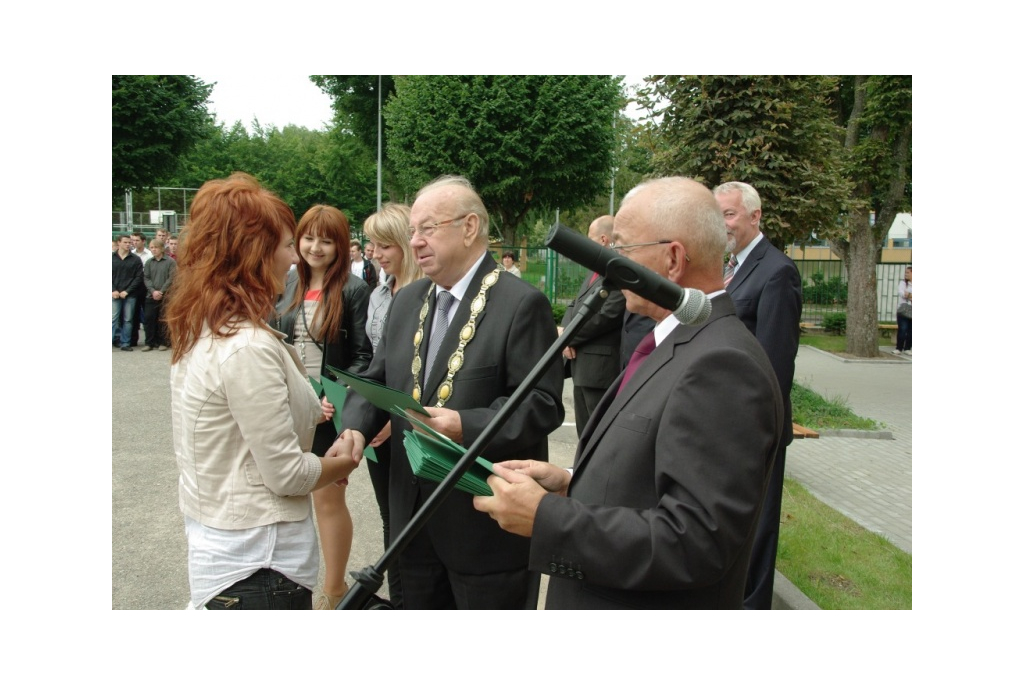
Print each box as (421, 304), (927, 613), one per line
(341, 254), (565, 574)
(727, 237), (802, 442)
(532, 296), (783, 609)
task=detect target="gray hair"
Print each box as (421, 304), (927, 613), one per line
(417, 174), (490, 244)
(713, 181), (761, 215)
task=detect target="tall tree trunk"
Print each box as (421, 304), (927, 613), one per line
(845, 209), (881, 357)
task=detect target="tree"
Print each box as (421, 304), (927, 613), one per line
(827, 76), (912, 357)
(112, 75), (214, 196)
(311, 76), (400, 203)
(384, 76), (622, 246)
(640, 76), (850, 249)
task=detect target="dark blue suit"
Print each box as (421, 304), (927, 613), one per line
(727, 235), (802, 609)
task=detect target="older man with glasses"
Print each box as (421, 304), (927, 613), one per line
(333, 174), (564, 609)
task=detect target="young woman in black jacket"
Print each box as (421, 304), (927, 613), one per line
(274, 205), (372, 609)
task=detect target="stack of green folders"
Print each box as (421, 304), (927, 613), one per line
(400, 409), (494, 496)
(327, 366), (495, 495)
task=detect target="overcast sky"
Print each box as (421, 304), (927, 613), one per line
(196, 75), (650, 133)
(198, 74), (336, 132)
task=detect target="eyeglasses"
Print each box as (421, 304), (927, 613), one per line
(610, 240), (672, 255)
(406, 214), (469, 240)
(610, 239), (690, 262)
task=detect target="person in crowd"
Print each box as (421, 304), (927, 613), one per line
(331, 175), (564, 609)
(500, 251), (521, 277)
(360, 202), (424, 607)
(474, 176), (784, 609)
(131, 232), (153, 264)
(715, 180), (802, 610)
(895, 266), (912, 355)
(559, 215), (625, 436)
(349, 239), (379, 289)
(156, 228), (170, 246)
(112, 234), (143, 351)
(130, 232), (152, 347)
(164, 172), (360, 610)
(167, 234), (179, 259)
(364, 240), (386, 284)
(272, 204), (373, 610)
(142, 239), (176, 351)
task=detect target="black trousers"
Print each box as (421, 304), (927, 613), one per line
(744, 444), (787, 610)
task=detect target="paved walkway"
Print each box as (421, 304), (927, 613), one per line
(786, 345), (912, 554)
(112, 341), (911, 609)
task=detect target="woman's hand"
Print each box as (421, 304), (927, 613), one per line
(319, 396), (335, 425)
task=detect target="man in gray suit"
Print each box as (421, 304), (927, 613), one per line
(715, 181), (802, 610)
(560, 215), (626, 436)
(333, 175), (564, 609)
(475, 177), (783, 609)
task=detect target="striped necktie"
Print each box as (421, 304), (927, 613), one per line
(723, 255), (738, 287)
(425, 290), (454, 385)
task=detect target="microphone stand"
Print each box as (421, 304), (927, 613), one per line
(338, 279), (619, 609)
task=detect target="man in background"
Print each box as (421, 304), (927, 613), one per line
(141, 239), (176, 351)
(559, 215), (625, 436)
(715, 181), (802, 610)
(112, 234), (143, 351)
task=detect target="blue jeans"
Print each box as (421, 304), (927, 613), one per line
(112, 296), (136, 347)
(896, 313), (912, 352)
(204, 568), (312, 610)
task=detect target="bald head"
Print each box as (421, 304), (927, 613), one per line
(588, 215), (615, 247)
(615, 177), (727, 299)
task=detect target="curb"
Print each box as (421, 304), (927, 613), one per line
(799, 345), (910, 364)
(818, 429), (894, 440)
(772, 571), (821, 610)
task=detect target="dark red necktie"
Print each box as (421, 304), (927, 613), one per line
(617, 331), (656, 396)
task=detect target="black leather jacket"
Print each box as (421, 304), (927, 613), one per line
(273, 270), (373, 379)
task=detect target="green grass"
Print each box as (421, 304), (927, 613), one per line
(777, 478), (912, 609)
(799, 331), (895, 353)
(791, 384), (879, 431)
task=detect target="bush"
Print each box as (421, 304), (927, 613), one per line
(803, 272), (848, 305)
(822, 312), (846, 335)
(551, 303), (567, 324)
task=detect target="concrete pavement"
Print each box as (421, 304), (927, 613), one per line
(111, 340), (911, 610)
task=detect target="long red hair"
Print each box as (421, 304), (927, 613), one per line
(289, 205), (352, 344)
(165, 172), (296, 363)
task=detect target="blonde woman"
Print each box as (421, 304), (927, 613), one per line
(361, 203), (423, 607)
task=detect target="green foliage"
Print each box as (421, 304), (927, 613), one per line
(822, 312), (847, 334)
(169, 120), (378, 224)
(802, 271), (848, 305)
(551, 303), (567, 324)
(639, 76), (850, 247)
(112, 75), (214, 196)
(384, 76), (622, 246)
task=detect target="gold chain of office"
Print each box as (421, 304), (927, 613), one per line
(411, 268), (501, 407)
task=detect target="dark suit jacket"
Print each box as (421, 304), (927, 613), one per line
(726, 237), (802, 442)
(562, 272), (626, 390)
(532, 296), (783, 609)
(341, 254), (565, 574)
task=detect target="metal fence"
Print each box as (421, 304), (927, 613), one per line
(500, 246), (910, 325)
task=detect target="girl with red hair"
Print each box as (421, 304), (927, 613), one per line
(165, 173), (360, 610)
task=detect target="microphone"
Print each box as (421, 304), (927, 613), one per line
(545, 223), (712, 326)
